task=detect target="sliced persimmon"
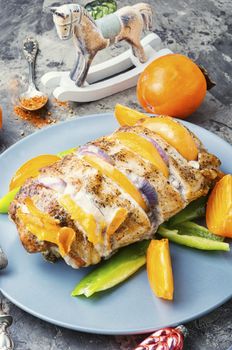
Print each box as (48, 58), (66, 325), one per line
(9, 154), (60, 190)
(147, 239), (174, 300)
(57, 227), (76, 256)
(113, 132), (169, 177)
(206, 174), (232, 237)
(115, 104), (146, 126)
(106, 207), (128, 237)
(142, 117), (198, 161)
(24, 197), (59, 225)
(17, 198), (75, 257)
(113, 105), (198, 161)
(59, 194), (103, 245)
(83, 154), (147, 210)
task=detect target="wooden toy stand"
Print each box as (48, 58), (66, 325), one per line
(41, 33), (172, 102)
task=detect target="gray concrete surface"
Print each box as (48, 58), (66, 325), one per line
(0, 0), (232, 349)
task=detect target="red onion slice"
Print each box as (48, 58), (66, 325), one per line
(132, 176), (159, 227)
(38, 176), (67, 193)
(141, 134), (169, 165)
(133, 177), (158, 209)
(78, 145), (114, 165)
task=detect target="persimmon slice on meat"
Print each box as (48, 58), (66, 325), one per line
(59, 194), (103, 245)
(115, 104), (146, 126)
(106, 208), (128, 237)
(142, 117), (198, 161)
(17, 197), (75, 257)
(113, 105), (198, 161)
(83, 154), (147, 210)
(206, 174), (232, 237)
(9, 154), (60, 190)
(113, 132), (169, 177)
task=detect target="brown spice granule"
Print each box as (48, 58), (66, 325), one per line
(20, 96), (48, 110)
(53, 98), (69, 108)
(14, 105), (55, 128)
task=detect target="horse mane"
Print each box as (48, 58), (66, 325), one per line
(82, 6), (97, 26)
(73, 4), (97, 26)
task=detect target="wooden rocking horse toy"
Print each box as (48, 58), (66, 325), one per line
(51, 3), (152, 86)
(41, 2), (172, 102)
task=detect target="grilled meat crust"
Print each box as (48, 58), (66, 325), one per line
(92, 136), (185, 221)
(9, 122), (221, 268)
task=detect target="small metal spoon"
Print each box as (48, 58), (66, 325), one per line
(0, 245), (8, 270)
(19, 37), (48, 111)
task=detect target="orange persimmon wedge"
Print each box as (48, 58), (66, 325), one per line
(59, 194), (103, 245)
(147, 239), (174, 300)
(24, 221), (75, 257)
(115, 104), (146, 126)
(142, 117), (198, 161)
(17, 198), (75, 257)
(114, 105), (198, 161)
(206, 174), (232, 237)
(106, 207), (128, 237)
(25, 197), (59, 225)
(57, 227), (76, 257)
(9, 154), (60, 191)
(113, 132), (169, 177)
(83, 154), (147, 210)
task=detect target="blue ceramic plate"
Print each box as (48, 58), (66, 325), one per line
(0, 113), (231, 335)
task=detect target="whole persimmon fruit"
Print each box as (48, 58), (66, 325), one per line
(137, 54), (207, 119)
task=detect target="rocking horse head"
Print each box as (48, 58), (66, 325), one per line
(51, 4), (84, 40)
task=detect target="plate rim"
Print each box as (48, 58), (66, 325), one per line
(0, 112), (231, 335)
(1, 288), (232, 335)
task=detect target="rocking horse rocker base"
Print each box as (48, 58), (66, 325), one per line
(41, 33), (172, 102)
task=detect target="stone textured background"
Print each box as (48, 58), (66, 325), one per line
(0, 0), (232, 349)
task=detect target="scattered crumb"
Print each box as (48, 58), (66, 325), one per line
(13, 105), (55, 128)
(53, 98), (69, 108)
(12, 95), (71, 129)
